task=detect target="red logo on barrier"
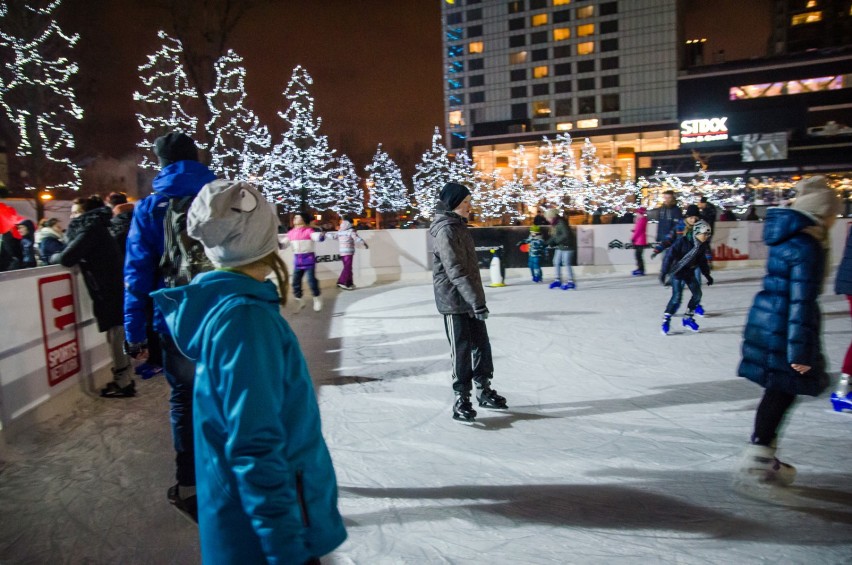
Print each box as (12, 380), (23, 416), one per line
(713, 243), (749, 261)
(38, 274), (81, 386)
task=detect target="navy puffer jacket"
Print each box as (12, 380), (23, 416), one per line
(737, 207), (829, 396)
(835, 227), (852, 295)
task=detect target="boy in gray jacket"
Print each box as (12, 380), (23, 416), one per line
(430, 182), (508, 423)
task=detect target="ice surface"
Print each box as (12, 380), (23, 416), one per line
(1, 267), (851, 564)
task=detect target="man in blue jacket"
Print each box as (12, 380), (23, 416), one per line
(123, 132), (216, 522)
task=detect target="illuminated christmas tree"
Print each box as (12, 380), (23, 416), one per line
(0, 0), (82, 192)
(537, 133), (581, 211)
(509, 144), (539, 212)
(449, 148), (476, 189)
(329, 153), (363, 216)
(413, 127), (450, 219)
(206, 49), (270, 181)
(366, 144), (409, 214)
(134, 30), (201, 169)
(264, 65), (335, 211)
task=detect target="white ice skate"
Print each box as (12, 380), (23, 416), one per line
(733, 443), (797, 502)
(313, 296), (323, 312)
(293, 297), (306, 313)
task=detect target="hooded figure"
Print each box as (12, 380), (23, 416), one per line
(152, 180), (346, 565)
(735, 175), (840, 490)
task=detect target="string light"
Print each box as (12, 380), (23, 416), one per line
(329, 153), (364, 216)
(365, 143), (409, 213)
(0, 0), (82, 191)
(413, 127), (451, 219)
(133, 30), (201, 170)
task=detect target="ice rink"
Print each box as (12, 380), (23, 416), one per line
(2, 267), (851, 564)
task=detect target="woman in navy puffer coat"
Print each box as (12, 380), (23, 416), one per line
(736, 176), (840, 490)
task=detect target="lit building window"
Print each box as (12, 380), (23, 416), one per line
(577, 41), (595, 55)
(531, 13), (549, 26)
(553, 28), (571, 41)
(554, 0), (571, 4)
(577, 5), (594, 18)
(806, 0), (817, 7)
(533, 65), (549, 78)
(448, 111), (464, 126)
(577, 24), (595, 37)
(469, 41), (484, 54)
(533, 101), (551, 116)
(509, 51), (529, 64)
(577, 118), (599, 129)
(791, 11), (822, 25)
(556, 122), (573, 131)
(729, 74), (848, 100)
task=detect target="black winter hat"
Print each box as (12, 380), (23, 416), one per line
(154, 132), (199, 167)
(685, 204), (701, 218)
(438, 182), (471, 211)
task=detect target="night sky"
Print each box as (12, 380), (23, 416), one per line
(60, 0), (444, 173)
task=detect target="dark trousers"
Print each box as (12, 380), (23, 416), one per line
(664, 274), (702, 315)
(160, 333), (196, 486)
(443, 313), (494, 395)
(752, 388), (796, 446)
(634, 246), (645, 272)
(338, 255), (354, 287)
(292, 267), (320, 298)
(528, 256), (542, 280)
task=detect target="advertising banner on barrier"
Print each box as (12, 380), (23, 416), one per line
(38, 273), (81, 386)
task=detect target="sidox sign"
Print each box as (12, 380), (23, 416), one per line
(680, 117), (729, 144)
(38, 273), (81, 386)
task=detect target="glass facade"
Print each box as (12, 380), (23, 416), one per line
(442, 0), (679, 165)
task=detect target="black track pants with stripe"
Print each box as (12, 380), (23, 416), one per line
(443, 313), (494, 395)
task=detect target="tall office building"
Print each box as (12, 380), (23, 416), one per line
(440, 0), (680, 178)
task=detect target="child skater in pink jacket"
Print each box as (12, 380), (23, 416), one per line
(281, 212), (325, 311)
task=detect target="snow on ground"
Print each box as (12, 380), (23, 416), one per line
(1, 267), (851, 564)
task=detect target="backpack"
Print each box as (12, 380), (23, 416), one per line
(160, 195), (214, 287)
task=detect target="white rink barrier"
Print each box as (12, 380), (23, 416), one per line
(2, 220), (849, 447)
(0, 265), (113, 446)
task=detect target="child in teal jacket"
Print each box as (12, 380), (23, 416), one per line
(152, 180), (346, 565)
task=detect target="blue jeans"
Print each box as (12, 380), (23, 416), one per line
(553, 249), (575, 282)
(160, 333), (196, 486)
(665, 274), (703, 316)
(528, 256), (542, 280)
(292, 267), (320, 298)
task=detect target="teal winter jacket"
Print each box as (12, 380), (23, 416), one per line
(152, 271), (346, 565)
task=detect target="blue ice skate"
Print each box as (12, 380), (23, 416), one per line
(631, 269), (645, 276)
(561, 281), (576, 290)
(830, 392), (852, 413)
(661, 314), (671, 336)
(549, 280), (561, 289)
(682, 315), (700, 332)
(694, 304), (705, 317)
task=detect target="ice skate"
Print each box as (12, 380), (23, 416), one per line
(661, 314), (671, 336)
(313, 296), (323, 312)
(735, 443), (797, 487)
(631, 269), (645, 276)
(682, 314), (699, 332)
(549, 280), (561, 289)
(694, 304), (705, 317)
(830, 373), (851, 412)
(337, 283), (347, 290)
(561, 281), (576, 290)
(476, 387), (508, 410)
(452, 395), (477, 423)
(293, 297), (306, 313)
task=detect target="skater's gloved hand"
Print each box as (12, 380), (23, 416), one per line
(472, 306), (489, 321)
(124, 340), (148, 361)
(650, 250), (659, 259)
(705, 275), (714, 286)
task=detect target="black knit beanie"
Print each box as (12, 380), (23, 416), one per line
(438, 182), (471, 211)
(685, 204), (701, 218)
(154, 132), (199, 167)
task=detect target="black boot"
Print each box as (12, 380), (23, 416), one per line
(453, 395), (477, 423)
(477, 387), (508, 409)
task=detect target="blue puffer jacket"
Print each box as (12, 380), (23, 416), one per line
(152, 271), (347, 565)
(835, 226), (852, 295)
(123, 161), (216, 343)
(738, 207), (829, 396)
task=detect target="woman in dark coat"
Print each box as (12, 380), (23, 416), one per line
(832, 226), (852, 411)
(59, 196), (135, 398)
(736, 176), (840, 490)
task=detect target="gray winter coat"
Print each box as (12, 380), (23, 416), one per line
(429, 206), (486, 315)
